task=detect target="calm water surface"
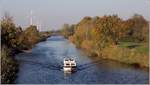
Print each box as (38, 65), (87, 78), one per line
(15, 36), (149, 84)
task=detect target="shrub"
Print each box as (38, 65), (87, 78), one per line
(1, 46), (18, 84)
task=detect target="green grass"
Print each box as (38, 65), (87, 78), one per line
(119, 42), (149, 54)
(101, 42), (149, 67)
(119, 42), (139, 47)
(135, 44), (149, 54)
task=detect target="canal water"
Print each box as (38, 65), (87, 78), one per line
(15, 36), (149, 84)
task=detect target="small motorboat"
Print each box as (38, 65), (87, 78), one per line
(63, 58), (76, 73)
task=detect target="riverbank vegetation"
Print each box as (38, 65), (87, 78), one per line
(1, 14), (51, 84)
(60, 14), (149, 68)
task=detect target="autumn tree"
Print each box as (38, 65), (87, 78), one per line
(61, 14), (149, 57)
(20, 25), (40, 49)
(1, 13), (23, 50)
(124, 14), (149, 42)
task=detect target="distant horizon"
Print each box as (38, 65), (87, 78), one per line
(0, 0), (150, 31)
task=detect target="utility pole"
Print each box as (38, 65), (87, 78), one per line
(148, 21), (150, 36)
(37, 21), (42, 31)
(30, 10), (33, 25)
(39, 23), (41, 31)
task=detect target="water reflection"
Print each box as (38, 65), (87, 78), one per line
(64, 72), (72, 78)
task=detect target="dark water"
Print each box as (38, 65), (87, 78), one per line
(15, 36), (149, 84)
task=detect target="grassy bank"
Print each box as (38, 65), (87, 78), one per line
(69, 40), (149, 68)
(101, 42), (149, 67)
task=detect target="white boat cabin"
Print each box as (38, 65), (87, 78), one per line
(63, 58), (76, 72)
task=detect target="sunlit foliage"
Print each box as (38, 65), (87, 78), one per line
(61, 14), (149, 67)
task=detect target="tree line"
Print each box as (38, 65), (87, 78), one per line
(60, 14), (149, 67)
(61, 14), (148, 50)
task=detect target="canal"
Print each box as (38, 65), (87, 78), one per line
(15, 36), (149, 84)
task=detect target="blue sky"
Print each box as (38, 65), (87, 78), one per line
(0, 0), (150, 31)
